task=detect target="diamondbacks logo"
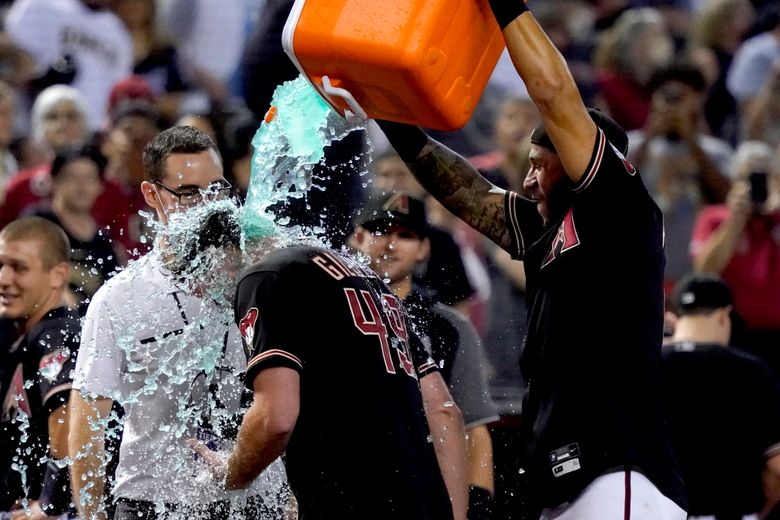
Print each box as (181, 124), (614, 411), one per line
(542, 207), (581, 268)
(383, 193), (410, 214)
(39, 348), (70, 382)
(239, 308), (259, 358)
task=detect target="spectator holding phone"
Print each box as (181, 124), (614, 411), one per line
(691, 140), (780, 375)
(628, 62), (733, 287)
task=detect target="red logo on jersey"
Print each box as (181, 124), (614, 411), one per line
(542, 208), (581, 268)
(239, 308), (259, 354)
(39, 348), (69, 382)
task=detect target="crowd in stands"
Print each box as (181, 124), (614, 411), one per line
(0, 0), (779, 518)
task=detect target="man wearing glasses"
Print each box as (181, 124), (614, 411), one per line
(68, 126), (289, 520)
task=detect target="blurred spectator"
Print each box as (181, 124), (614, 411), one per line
(176, 113), (217, 142)
(742, 59), (780, 147)
(222, 111), (260, 199)
(471, 97), (540, 191)
(593, 7), (675, 130)
(5, 0), (133, 130)
(662, 273), (780, 519)
(0, 85), (91, 229)
(107, 75), (157, 121)
(111, 0), (188, 122)
(691, 140), (780, 375)
(159, 0), (247, 113)
(0, 82), (17, 200)
(628, 62), (733, 286)
(240, 0), (297, 118)
(689, 0), (755, 144)
(95, 101), (162, 257)
(30, 146), (118, 308)
(728, 6), (780, 144)
(727, 8), (780, 110)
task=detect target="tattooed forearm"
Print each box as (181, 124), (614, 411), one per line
(406, 140), (512, 251)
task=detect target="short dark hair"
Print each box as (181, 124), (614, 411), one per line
(0, 217), (70, 269)
(647, 62), (708, 95)
(50, 144), (107, 180)
(142, 126), (220, 182)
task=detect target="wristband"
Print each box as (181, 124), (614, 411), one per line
(39, 460), (72, 516)
(488, 0), (529, 30)
(374, 120), (429, 163)
(468, 485), (494, 520)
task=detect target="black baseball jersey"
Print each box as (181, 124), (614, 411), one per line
(662, 342), (780, 516)
(505, 129), (687, 509)
(234, 244), (453, 520)
(0, 306), (80, 510)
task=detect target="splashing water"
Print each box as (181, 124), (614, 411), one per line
(240, 75), (365, 240)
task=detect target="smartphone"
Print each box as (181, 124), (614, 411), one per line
(749, 171), (768, 204)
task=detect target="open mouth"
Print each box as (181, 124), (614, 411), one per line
(0, 294), (18, 305)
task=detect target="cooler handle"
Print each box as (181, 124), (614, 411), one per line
(321, 76), (368, 120)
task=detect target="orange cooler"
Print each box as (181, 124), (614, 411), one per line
(282, 0), (505, 131)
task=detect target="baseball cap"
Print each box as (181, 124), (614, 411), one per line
(670, 273), (733, 315)
(530, 108), (629, 156)
(356, 192), (428, 238)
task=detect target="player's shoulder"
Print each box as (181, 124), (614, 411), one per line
(27, 306), (80, 349)
(242, 244), (327, 276)
(90, 254), (154, 303)
(241, 243), (372, 284)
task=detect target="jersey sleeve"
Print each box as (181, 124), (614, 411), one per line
(408, 330), (439, 379)
(570, 128), (654, 217)
(504, 190), (545, 260)
(73, 286), (124, 400)
(33, 319), (79, 414)
(235, 271), (307, 389)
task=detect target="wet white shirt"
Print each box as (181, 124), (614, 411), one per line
(74, 252), (286, 504)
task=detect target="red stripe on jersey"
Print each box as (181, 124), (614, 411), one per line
(247, 349), (303, 370)
(507, 191), (524, 255)
(574, 129), (605, 194)
(418, 360), (437, 373)
(624, 470), (632, 520)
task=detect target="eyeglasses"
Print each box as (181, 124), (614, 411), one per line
(154, 179), (234, 207)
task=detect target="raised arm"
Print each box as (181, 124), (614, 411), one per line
(492, 1), (597, 183)
(68, 392), (113, 520)
(377, 121), (512, 251)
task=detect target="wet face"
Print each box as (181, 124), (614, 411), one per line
(142, 149), (226, 224)
(43, 100), (86, 151)
(0, 239), (64, 327)
(355, 224), (429, 286)
(53, 158), (103, 214)
(523, 144), (569, 224)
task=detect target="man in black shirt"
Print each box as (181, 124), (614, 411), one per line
(192, 223), (468, 519)
(0, 217), (79, 517)
(374, 1), (687, 517)
(663, 273), (780, 518)
(351, 192), (500, 520)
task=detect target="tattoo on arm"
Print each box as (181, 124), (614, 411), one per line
(408, 140), (512, 251)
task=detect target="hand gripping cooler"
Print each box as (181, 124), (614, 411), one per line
(282, 0), (505, 131)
